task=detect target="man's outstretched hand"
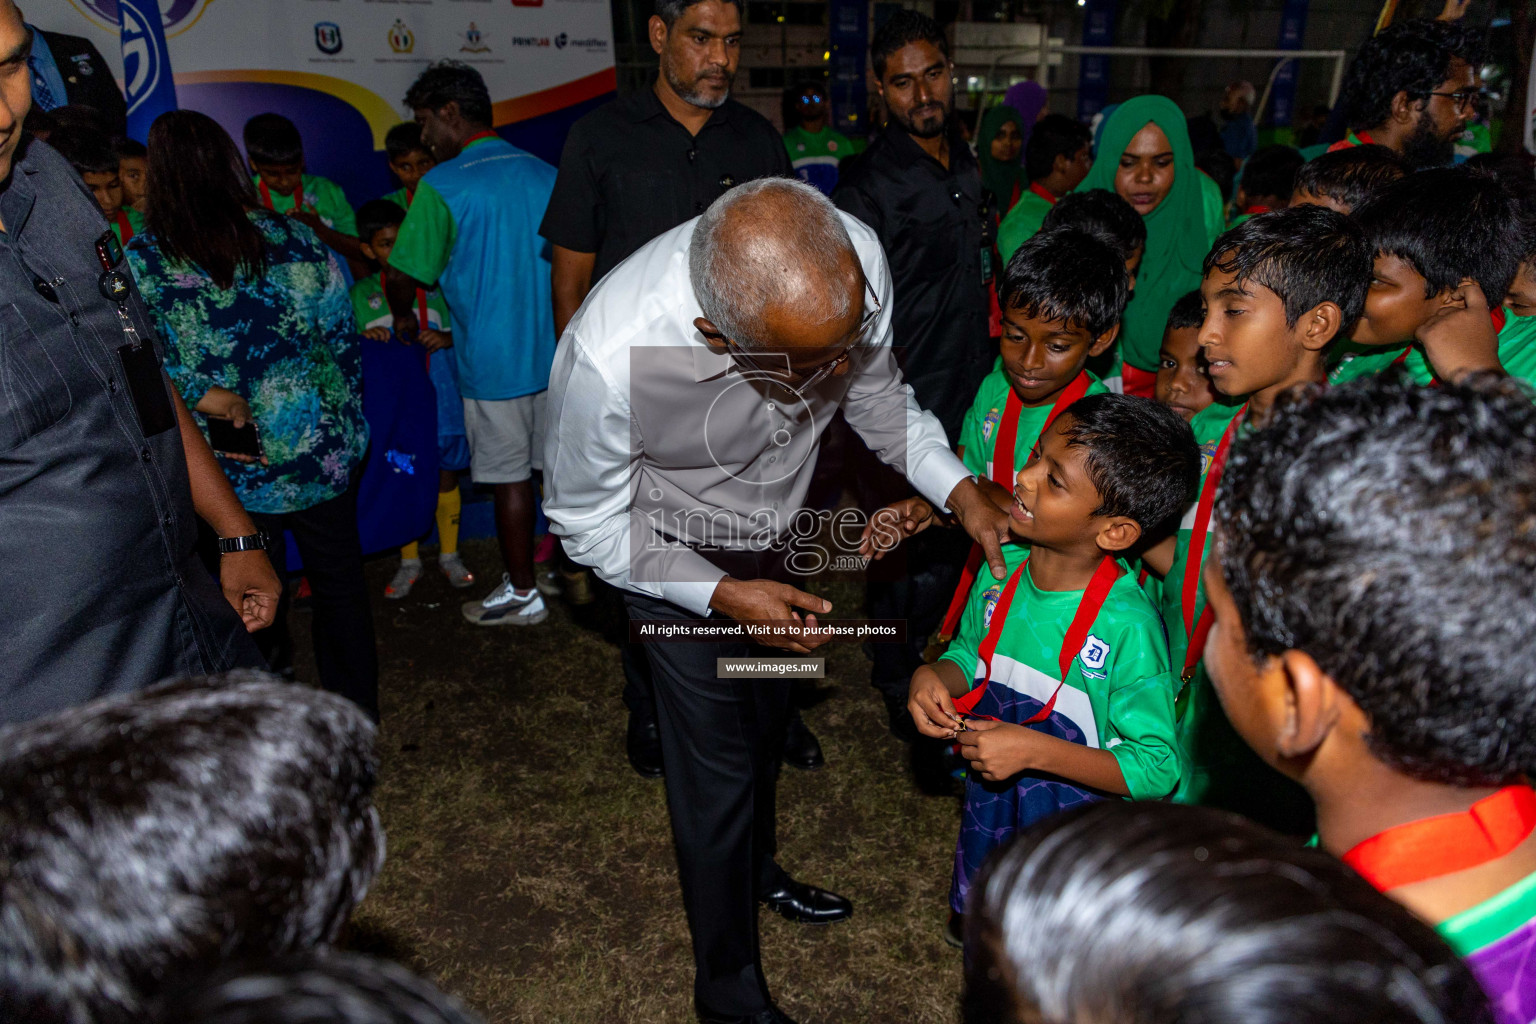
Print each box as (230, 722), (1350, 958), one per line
(858, 496), (937, 561)
(708, 577), (834, 654)
(945, 476), (1012, 579)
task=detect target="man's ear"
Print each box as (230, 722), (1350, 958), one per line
(1094, 516), (1141, 554)
(1274, 649), (1341, 760)
(694, 317), (728, 351)
(648, 14), (668, 56)
(1388, 88), (1423, 126)
(1300, 301), (1343, 350)
(1088, 323), (1120, 357)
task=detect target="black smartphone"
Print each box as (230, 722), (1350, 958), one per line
(205, 416), (263, 458)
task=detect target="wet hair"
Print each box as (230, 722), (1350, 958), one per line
(1341, 18), (1485, 133)
(154, 952), (480, 1024)
(113, 136), (147, 161)
(1239, 143), (1304, 203)
(1024, 114), (1092, 183)
(654, 0), (743, 28)
(147, 110), (268, 289)
(404, 62), (493, 128)
(1216, 374), (1536, 786)
(1352, 166), (1522, 306)
(385, 122), (429, 162)
(1203, 205), (1372, 331)
(1291, 144), (1407, 211)
(357, 198), (407, 246)
(965, 801), (1495, 1024)
(0, 673), (384, 1024)
(1058, 392), (1199, 531)
(243, 112), (304, 167)
(46, 126), (119, 176)
(871, 9), (947, 79)
(1040, 189), (1147, 267)
(1165, 289), (1205, 332)
(999, 227), (1128, 340)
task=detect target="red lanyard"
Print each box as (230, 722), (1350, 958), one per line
(1179, 404), (1246, 681)
(462, 130), (499, 147)
(113, 209), (134, 244)
(1344, 786), (1536, 892)
(1242, 205), (1272, 216)
(1355, 130), (1376, 147)
(405, 187), (415, 208)
(1029, 181), (1058, 205)
(258, 178), (313, 215)
(940, 372), (1093, 639)
(953, 556), (1120, 721)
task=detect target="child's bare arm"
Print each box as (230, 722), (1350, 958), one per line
(958, 720), (1131, 794)
(909, 660), (969, 739)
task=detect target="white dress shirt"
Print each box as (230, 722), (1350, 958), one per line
(543, 212), (971, 616)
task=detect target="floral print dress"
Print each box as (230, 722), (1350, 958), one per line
(127, 210), (369, 515)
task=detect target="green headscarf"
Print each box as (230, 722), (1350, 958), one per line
(1075, 95), (1221, 373)
(978, 104), (1026, 211)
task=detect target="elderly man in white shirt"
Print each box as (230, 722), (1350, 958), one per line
(543, 178), (1009, 1024)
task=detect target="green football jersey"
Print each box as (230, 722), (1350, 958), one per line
(996, 186), (1054, 266)
(958, 367), (1108, 482)
(1498, 311), (1536, 387)
(381, 186), (413, 212)
(940, 544), (1183, 801)
(253, 173), (358, 237)
(1328, 341), (1433, 387)
(350, 273), (450, 334)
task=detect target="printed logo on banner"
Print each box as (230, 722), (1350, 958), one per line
(554, 32), (566, 48)
(77, 0), (214, 34)
(388, 19), (415, 54)
(315, 22), (343, 56)
(511, 35), (551, 47)
(118, 0), (164, 115)
(556, 34), (609, 51)
(461, 23), (491, 53)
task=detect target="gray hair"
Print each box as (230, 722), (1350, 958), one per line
(688, 177), (858, 350)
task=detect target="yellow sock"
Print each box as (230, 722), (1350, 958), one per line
(401, 541), (420, 561)
(436, 486), (462, 556)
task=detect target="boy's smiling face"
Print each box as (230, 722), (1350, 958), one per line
(1353, 253), (1443, 345)
(388, 148), (436, 194)
(1008, 415), (1103, 547)
(1156, 325), (1216, 421)
(999, 308), (1115, 407)
(1198, 265), (1313, 398)
(251, 160), (303, 197)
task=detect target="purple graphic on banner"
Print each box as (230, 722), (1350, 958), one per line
(81, 0), (212, 32)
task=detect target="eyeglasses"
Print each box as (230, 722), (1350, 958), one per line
(1427, 88), (1484, 113)
(722, 280), (882, 397)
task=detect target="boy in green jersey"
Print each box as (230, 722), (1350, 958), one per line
(114, 137), (149, 217)
(909, 393), (1198, 924)
(1333, 167), (1519, 387)
(996, 115), (1093, 263)
(244, 113), (364, 269)
(1289, 143), (1405, 216)
(1204, 375), (1536, 1024)
(350, 200), (471, 597)
(50, 127), (144, 245)
(380, 122), (437, 212)
(1154, 290), (1217, 424)
(782, 82), (857, 196)
(1142, 206), (1373, 830)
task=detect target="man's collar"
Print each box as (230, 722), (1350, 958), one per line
(627, 82), (733, 129)
(692, 338), (734, 382)
(881, 118), (967, 168)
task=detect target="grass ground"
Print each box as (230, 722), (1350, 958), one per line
(296, 536), (968, 1024)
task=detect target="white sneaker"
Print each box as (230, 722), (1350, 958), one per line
(385, 559), (423, 600)
(461, 573), (549, 626)
(439, 551), (475, 589)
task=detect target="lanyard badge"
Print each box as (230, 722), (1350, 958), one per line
(94, 229), (176, 437)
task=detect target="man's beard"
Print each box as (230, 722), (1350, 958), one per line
(891, 99), (951, 140)
(663, 56), (733, 111)
(1400, 111), (1457, 170)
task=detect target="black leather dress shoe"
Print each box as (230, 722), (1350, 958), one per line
(758, 878), (853, 925)
(626, 711), (664, 779)
(698, 1004), (799, 1024)
(782, 713), (824, 770)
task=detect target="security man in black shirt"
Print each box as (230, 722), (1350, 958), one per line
(833, 10), (997, 739)
(0, 1), (275, 724)
(538, 0), (804, 781)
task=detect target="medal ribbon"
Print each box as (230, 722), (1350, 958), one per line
(380, 272), (432, 367)
(113, 209), (135, 244)
(1180, 404), (1246, 682)
(953, 556), (1119, 722)
(940, 373), (1092, 640)
(1029, 182), (1058, 205)
(258, 178), (315, 216)
(1343, 786), (1536, 892)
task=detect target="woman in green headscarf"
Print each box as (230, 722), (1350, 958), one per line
(978, 104), (1026, 213)
(1075, 95), (1225, 397)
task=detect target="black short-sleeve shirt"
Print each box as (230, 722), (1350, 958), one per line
(539, 87), (792, 282)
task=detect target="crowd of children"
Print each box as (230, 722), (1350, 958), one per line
(892, 122), (1536, 1021)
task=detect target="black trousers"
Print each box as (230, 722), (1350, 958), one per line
(623, 590), (792, 1016)
(251, 482), (379, 720)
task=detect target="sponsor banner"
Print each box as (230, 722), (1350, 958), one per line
(44, 0), (616, 202)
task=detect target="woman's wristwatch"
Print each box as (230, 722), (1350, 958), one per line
(217, 533), (269, 555)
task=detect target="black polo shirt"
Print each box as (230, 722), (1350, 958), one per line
(539, 86), (792, 282)
(0, 136), (258, 723)
(832, 122), (995, 442)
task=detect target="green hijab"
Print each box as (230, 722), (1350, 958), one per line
(1076, 95), (1220, 373)
(978, 104), (1026, 211)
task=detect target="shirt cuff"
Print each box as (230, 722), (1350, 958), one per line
(660, 574), (728, 618)
(914, 450), (972, 513)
